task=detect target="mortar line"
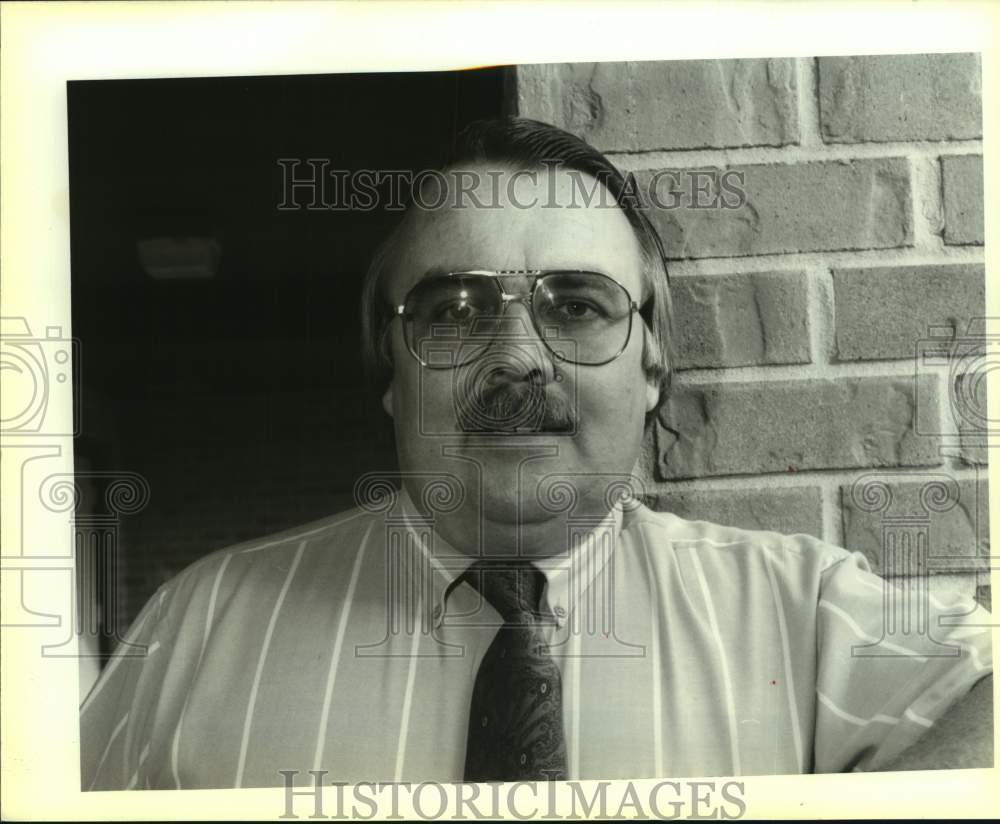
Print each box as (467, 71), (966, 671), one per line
(651, 464), (985, 494)
(665, 246), (983, 277)
(806, 263), (834, 367)
(820, 478), (843, 548)
(608, 140), (983, 170)
(796, 56), (822, 148)
(674, 359), (942, 384)
(909, 153), (946, 254)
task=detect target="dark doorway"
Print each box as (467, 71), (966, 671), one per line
(68, 68), (511, 640)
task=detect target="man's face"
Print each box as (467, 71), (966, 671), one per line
(382, 164), (659, 555)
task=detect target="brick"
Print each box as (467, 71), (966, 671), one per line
(672, 271), (812, 369)
(929, 320), (992, 466)
(975, 583), (992, 611)
(516, 59), (798, 151)
(958, 439), (989, 467)
(942, 155), (984, 245)
(958, 417), (990, 468)
(832, 264), (986, 361)
(875, 573), (991, 614)
(636, 158), (912, 260)
(648, 485), (822, 537)
(930, 574), (981, 602)
(818, 53), (982, 143)
(841, 477), (989, 574)
(656, 376), (941, 480)
(896, 320), (994, 466)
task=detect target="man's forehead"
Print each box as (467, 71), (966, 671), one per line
(388, 164), (645, 293)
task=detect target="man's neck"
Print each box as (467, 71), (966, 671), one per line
(398, 483), (619, 561)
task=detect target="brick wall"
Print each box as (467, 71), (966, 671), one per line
(517, 54), (989, 607)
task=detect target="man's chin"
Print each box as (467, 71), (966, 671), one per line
(457, 419), (577, 436)
(476, 500), (568, 558)
(446, 432), (582, 473)
(479, 495), (557, 527)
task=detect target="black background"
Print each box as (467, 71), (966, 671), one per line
(68, 68), (510, 634)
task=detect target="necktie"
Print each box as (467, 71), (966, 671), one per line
(461, 559), (568, 781)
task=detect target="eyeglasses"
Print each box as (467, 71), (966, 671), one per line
(392, 269), (648, 368)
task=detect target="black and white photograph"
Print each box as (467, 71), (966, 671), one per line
(2, 2), (998, 821)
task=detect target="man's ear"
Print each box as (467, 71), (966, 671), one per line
(645, 373), (661, 415)
(381, 383), (394, 418)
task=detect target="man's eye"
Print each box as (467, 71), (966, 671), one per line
(552, 300), (602, 321)
(434, 300), (481, 322)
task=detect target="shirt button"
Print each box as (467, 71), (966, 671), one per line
(540, 682), (548, 694)
(481, 715), (489, 727)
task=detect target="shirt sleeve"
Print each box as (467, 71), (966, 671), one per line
(812, 551), (993, 772)
(80, 583), (171, 791)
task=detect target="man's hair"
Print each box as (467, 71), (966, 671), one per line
(359, 116), (675, 423)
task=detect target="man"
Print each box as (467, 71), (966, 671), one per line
(81, 118), (993, 790)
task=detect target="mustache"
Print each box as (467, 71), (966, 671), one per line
(456, 370), (577, 434)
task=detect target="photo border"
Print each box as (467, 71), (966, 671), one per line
(2, 1), (998, 819)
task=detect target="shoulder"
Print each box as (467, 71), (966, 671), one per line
(622, 502), (853, 576)
(154, 505), (380, 621)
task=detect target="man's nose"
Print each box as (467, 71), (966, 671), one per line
(486, 301), (558, 381)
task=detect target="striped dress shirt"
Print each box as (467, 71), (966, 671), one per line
(81, 489), (993, 789)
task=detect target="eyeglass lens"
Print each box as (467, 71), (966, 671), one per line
(402, 272), (633, 367)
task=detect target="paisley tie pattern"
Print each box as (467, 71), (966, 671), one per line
(461, 559), (567, 781)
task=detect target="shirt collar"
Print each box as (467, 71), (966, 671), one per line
(396, 485), (629, 629)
